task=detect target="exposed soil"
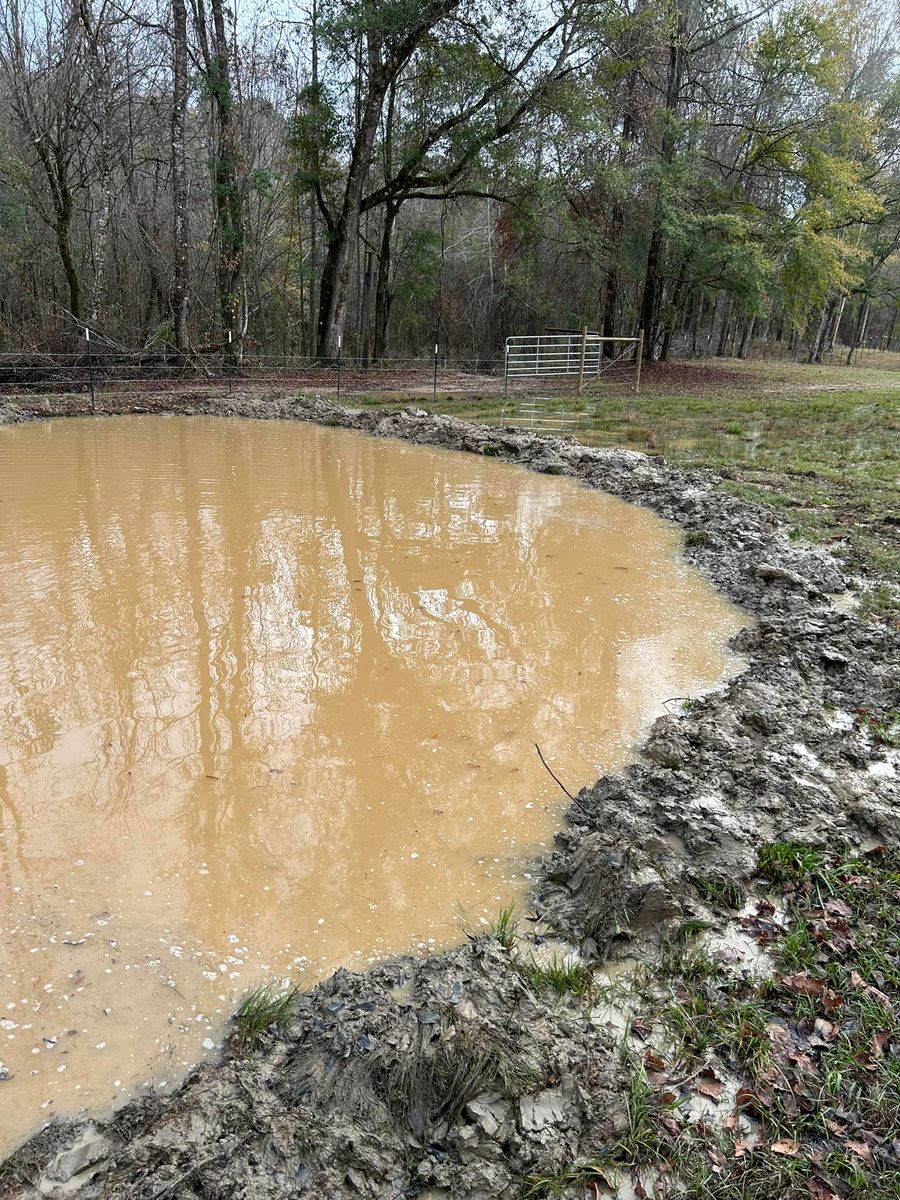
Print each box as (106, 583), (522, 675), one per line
(0, 391), (897, 1200)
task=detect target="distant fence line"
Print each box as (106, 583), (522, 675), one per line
(0, 348), (640, 402)
(0, 339), (893, 401)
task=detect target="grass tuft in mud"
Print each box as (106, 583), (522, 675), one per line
(693, 874), (746, 910)
(373, 1019), (540, 1139)
(231, 982), (299, 1051)
(521, 955), (595, 999)
(487, 903), (520, 950)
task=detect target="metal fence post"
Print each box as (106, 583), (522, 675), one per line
(336, 333), (342, 401)
(433, 342), (438, 402)
(577, 324), (588, 394)
(635, 329), (644, 395)
(503, 341), (509, 400)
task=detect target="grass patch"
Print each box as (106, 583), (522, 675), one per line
(756, 841), (821, 882)
(231, 982), (299, 1051)
(693, 874), (746, 910)
(487, 903), (520, 950)
(530, 845), (900, 1199)
(521, 954), (595, 998)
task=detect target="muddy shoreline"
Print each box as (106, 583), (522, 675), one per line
(0, 392), (897, 1200)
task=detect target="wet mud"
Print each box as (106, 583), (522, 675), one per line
(0, 392), (897, 1200)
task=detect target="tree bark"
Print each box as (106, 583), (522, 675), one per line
(194, 0), (245, 364)
(640, 2), (685, 362)
(738, 314), (756, 359)
(55, 205), (82, 322)
(316, 73), (385, 359)
(372, 199), (400, 362)
(171, 0), (190, 355)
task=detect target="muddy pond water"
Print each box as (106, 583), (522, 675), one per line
(0, 415), (745, 1153)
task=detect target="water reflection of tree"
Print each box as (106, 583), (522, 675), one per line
(0, 417), (742, 963)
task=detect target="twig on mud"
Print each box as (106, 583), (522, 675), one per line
(534, 743), (577, 803)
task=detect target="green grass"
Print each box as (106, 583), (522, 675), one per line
(521, 954), (595, 998)
(693, 874), (746, 910)
(231, 982), (299, 1051)
(487, 903), (520, 950)
(528, 844), (900, 1199)
(756, 841), (822, 882)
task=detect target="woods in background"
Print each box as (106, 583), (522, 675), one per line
(1, 0), (899, 364)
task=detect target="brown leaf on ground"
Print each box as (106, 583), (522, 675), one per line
(825, 897), (853, 918)
(766, 1021), (791, 1048)
(735, 1086), (771, 1115)
(696, 1080), (726, 1099)
(781, 972), (825, 996)
(733, 1138), (750, 1158)
(771, 1138), (801, 1156)
(812, 1018), (836, 1042)
(631, 1016), (652, 1040)
(845, 1140), (873, 1164)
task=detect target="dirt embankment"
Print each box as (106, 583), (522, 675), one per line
(0, 392), (897, 1200)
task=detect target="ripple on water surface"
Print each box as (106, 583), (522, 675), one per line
(0, 415), (745, 1152)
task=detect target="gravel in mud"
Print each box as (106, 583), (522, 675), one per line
(0, 392), (897, 1200)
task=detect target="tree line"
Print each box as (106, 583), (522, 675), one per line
(1, 0), (899, 365)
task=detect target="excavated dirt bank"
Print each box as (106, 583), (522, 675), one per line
(0, 392), (897, 1200)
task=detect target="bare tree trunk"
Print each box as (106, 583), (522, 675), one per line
(830, 294), (846, 350)
(194, 0), (245, 364)
(316, 81), (384, 359)
(55, 204), (82, 322)
(738, 314), (756, 359)
(372, 198), (399, 362)
(809, 298), (835, 363)
(171, 0), (190, 355)
(715, 298), (732, 357)
(640, 3), (685, 362)
(847, 296), (870, 364)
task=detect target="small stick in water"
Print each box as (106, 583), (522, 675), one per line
(534, 742), (577, 803)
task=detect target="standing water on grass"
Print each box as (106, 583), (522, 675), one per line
(0, 415), (745, 1152)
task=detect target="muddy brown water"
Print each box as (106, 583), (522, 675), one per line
(0, 415), (745, 1154)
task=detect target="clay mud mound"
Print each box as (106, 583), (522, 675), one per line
(0, 394), (897, 1200)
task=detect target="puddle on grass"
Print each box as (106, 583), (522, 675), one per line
(0, 415), (746, 1153)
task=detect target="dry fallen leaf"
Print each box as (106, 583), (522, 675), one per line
(846, 1140), (873, 1164)
(696, 1080), (726, 1099)
(771, 1139), (801, 1156)
(781, 972), (825, 997)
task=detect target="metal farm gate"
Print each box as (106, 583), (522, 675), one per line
(503, 328), (643, 396)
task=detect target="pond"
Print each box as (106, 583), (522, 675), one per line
(0, 415), (745, 1153)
